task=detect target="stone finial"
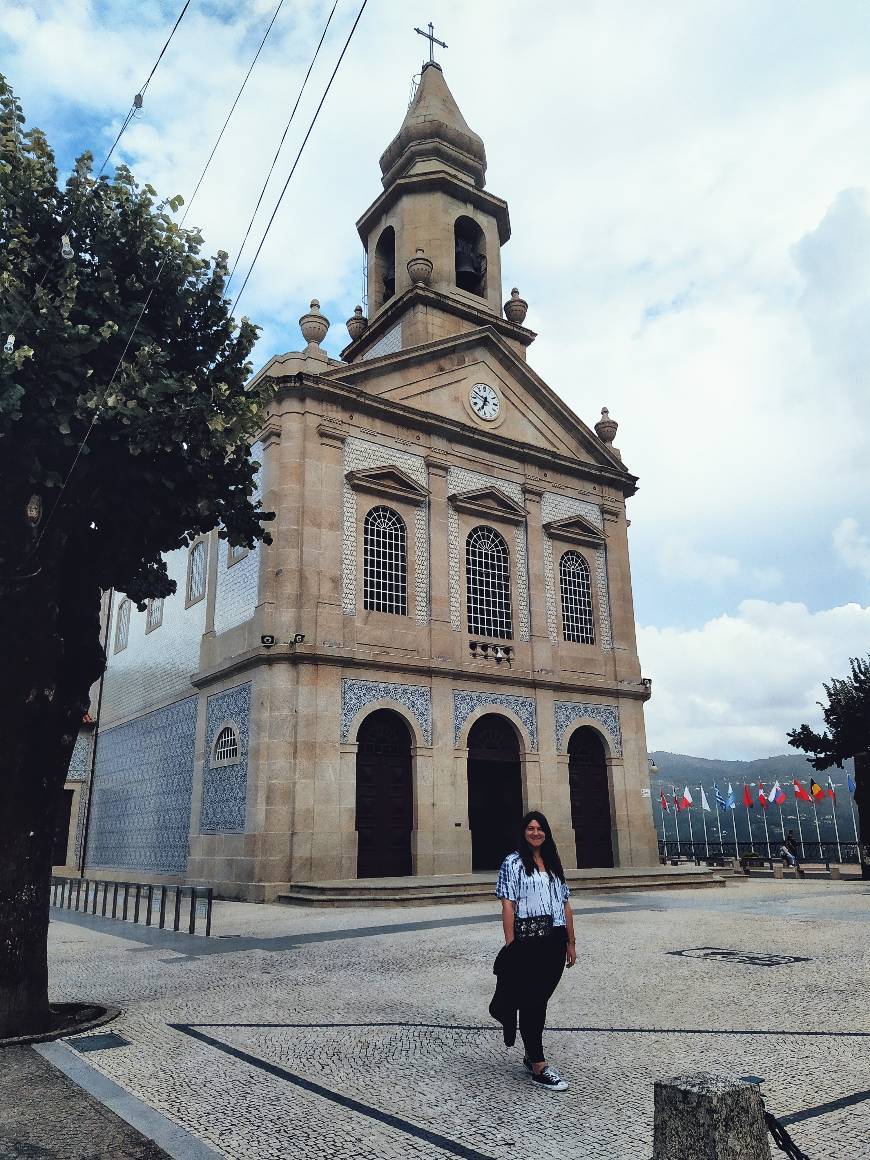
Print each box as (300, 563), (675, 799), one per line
(299, 299), (330, 349)
(652, 1073), (772, 1160)
(503, 287), (528, 325)
(407, 247), (433, 285)
(595, 406), (618, 446)
(346, 305), (368, 341)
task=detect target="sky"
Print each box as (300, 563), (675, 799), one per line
(3, 0), (870, 759)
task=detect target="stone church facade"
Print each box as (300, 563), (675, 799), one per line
(58, 63), (659, 899)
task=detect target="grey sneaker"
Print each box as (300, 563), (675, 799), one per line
(531, 1065), (568, 1092)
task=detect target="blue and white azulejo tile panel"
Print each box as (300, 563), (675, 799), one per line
(554, 700), (622, 756)
(66, 732), (92, 781)
(201, 681), (251, 833)
(452, 690), (538, 751)
(87, 696), (198, 875)
(340, 679), (432, 745)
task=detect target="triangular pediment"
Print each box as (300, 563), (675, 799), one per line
(345, 466), (428, 505)
(326, 324), (632, 483)
(449, 487), (527, 525)
(543, 514), (606, 547)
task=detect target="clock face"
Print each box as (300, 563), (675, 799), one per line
(469, 382), (500, 421)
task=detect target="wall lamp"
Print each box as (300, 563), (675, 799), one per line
(260, 633), (306, 648)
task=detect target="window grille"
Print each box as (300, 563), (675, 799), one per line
(213, 725), (239, 764)
(145, 597), (163, 632)
(114, 598), (131, 652)
(466, 525), (513, 639)
(363, 506), (407, 615)
(187, 541), (207, 604)
(560, 550), (595, 644)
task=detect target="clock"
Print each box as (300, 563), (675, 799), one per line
(469, 382), (500, 421)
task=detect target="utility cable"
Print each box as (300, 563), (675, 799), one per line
(231, 0), (369, 314)
(181, 0), (287, 227)
(96, 0), (192, 177)
(23, 0), (291, 565)
(226, 0), (337, 290)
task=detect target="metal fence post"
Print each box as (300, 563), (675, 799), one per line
(159, 885), (167, 930)
(205, 889), (213, 938)
(188, 886), (197, 934)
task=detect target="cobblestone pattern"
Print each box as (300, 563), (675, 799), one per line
(447, 468), (527, 638)
(200, 682), (252, 834)
(213, 441), (264, 635)
(341, 679), (432, 745)
(541, 492), (612, 650)
(554, 701), (622, 756)
(0, 1046), (169, 1159)
(47, 884), (869, 1160)
(86, 696), (197, 874)
(342, 438), (429, 622)
(452, 689), (538, 751)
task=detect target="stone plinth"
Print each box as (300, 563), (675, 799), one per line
(652, 1073), (771, 1160)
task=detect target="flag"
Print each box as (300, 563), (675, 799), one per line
(758, 783), (769, 809)
(679, 786), (693, 810)
(847, 772), (857, 795)
(810, 778), (825, 803)
(700, 787), (711, 812)
(726, 782), (736, 809)
(660, 789), (669, 812)
(826, 777), (836, 800)
(673, 787), (680, 810)
(793, 779), (812, 802)
(770, 781), (786, 806)
(715, 783), (727, 811)
(743, 784), (754, 808)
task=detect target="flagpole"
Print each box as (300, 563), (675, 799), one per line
(699, 785), (709, 857)
(672, 785), (681, 856)
(714, 783), (724, 847)
(830, 782), (842, 863)
(731, 799), (738, 856)
(745, 795), (754, 853)
(658, 793), (667, 852)
(794, 784), (806, 860)
(811, 793), (823, 862)
(761, 795), (771, 859)
(848, 788), (860, 851)
(686, 798), (695, 859)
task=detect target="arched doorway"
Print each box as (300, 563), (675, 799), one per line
(568, 727), (613, 868)
(467, 714), (523, 871)
(355, 709), (413, 878)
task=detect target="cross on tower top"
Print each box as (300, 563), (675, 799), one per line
(414, 21), (447, 65)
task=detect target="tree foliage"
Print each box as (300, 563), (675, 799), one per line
(788, 655), (870, 770)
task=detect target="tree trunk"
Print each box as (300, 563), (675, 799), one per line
(0, 529), (104, 1038)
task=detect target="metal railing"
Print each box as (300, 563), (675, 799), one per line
(50, 876), (213, 936)
(658, 839), (860, 869)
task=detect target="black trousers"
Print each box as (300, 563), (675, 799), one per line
(490, 928), (567, 1064)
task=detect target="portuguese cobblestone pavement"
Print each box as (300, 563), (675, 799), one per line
(41, 880), (870, 1159)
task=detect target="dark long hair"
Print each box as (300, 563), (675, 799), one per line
(517, 810), (566, 882)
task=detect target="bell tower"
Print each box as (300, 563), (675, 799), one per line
(354, 60), (511, 327)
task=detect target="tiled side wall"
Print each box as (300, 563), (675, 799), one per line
(86, 696), (198, 875)
(200, 682), (251, 833)
(214, 441), (264, 635)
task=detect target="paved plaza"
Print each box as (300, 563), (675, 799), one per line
(20, 879), (870, 1159)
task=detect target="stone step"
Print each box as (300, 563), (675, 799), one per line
(276, 866), (725, 907)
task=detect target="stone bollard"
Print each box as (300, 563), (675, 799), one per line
(652, 1073), (771, 1160)
(772, 864), (784, 879)
(830, 865), (841, 880)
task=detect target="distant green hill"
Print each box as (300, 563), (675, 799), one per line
(648, 752), (857, 848)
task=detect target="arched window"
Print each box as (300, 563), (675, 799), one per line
(374, 226), (396, 306)
(560, 550), (595, 644)
(186, 540), (207, 606)
(145, 597), (163, 633)
(114, 598), (131, 653)
(466, 525), (512, 639)
(212, 725), (240, 766)
(454, 215), (487, 296)
(363, 506), (407, 615)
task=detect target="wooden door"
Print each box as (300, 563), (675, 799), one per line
(568, 727), (613, 868)
(467, 715), (522, 871)
(356, 710), (413, 878)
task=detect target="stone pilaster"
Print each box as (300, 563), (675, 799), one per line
(523, 483), (553, 673)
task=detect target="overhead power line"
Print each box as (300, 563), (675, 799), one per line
(97, 0), (192, 177)
(231, 0), (369, 314)
(227, 0), (338, 291)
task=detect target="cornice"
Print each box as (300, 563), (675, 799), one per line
(356, 170), (510, 245)
(449, 486), (528, 525)
(345, 466), (429, 506)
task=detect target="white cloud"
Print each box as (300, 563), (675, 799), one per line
(638, 600), (870, 759)
(657, 537), (781, 591)
(833, 517), (870, 579)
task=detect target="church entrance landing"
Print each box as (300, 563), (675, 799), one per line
(467, 714), (522, 872)
(355, 709), (413, 878)
(568, 726), (614, 868)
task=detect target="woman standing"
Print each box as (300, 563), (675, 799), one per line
(490, 811), (576, 1092)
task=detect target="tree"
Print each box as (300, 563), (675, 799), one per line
(0, 76), (274, 1037)
(787, 654), (870, 770)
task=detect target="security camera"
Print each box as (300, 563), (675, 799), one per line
(293, 633), (305, 644)
(261, 634), (276, 647)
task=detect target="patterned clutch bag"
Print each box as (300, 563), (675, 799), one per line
(514, 914), (554, 940)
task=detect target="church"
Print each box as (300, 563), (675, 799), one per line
(56, 59), (659, 900)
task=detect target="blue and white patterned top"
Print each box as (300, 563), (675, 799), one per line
(496, 853), (570, 927)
